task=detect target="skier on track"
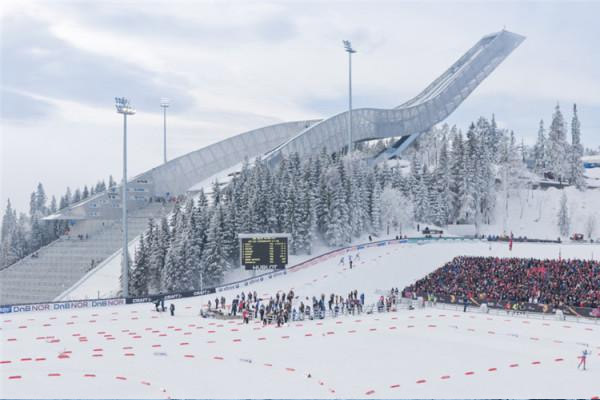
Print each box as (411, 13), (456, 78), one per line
(578, 349), (590, 370)
(170, 303), (175, 316)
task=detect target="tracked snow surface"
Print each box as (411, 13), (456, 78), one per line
(2, 240), (599, 398)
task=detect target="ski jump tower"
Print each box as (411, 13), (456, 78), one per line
(265, 29), (525, 165)
(1, 30), (524, 305)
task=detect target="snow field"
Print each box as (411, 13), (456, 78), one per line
(2, 240), (600, 398)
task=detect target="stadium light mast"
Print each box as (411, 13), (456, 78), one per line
(160, 98), (169, 164)
(115, 97), (135, 298)
(343, 40), (356, 154)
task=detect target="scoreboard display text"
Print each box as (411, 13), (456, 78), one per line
(241, 237), (288, 270)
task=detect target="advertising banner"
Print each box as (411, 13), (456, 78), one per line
(421, 293), (600, 319)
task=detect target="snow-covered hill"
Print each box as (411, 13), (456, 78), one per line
(483, 185), (600, 240)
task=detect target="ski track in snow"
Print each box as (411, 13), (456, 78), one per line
(2, 241), (600, 398)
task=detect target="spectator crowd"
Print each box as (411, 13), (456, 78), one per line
(202, 287), (402, 325)
(403, 256), (600, 309)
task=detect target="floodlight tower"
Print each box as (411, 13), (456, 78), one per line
(115, 97), (135, 298)
(343, 40), (356, 154)
(160, 98), (169, 164)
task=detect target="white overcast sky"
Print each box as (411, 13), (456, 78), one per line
(1, 0), (599, 215)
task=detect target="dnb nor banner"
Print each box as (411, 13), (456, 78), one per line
(5, 298), (126, 314)
(239, 233), (290, 271)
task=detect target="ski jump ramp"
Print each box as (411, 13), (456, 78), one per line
(266, 29), (525, 165)
(48, 29), (524, 223)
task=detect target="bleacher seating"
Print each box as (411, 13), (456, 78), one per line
(0, 203), (168, 305)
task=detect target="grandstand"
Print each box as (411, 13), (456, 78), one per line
(0, 30), (524, 306)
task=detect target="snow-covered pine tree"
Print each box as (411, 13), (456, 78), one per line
(147, 216), (169, 294)
(325, 165), (346, 246)
(369, 175), (382, 234)
(569, 104), (586, 190)
(347, 160), (365, 238)
(547, 104), (570, 183)
(435, 133), (452, 226)
(73, 188), (81, 203)
(1, 200), (18, 267)
(201, 204), (230, 287)
(409, 154), (422, 199)
(130, 232), (150, 296)
(337, 160), (352, 243)
(476, 127), (495, 226)
(533, 119), (546, 175)
(423, 166), (437, 224)
(211, 179), (222, 205)
(489, 115), (500, 163)
(294, 175), (312, 253)
(162, 205), (187, 292)
(221, 193), (237, 264)
(449, 131), (465, 223)
(462, 124), (479, 225)
(557, 191), (570, 237)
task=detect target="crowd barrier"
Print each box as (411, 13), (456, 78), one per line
(409, 293), (600, 319)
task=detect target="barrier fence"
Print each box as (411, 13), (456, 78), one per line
(410, 293), (600, 320)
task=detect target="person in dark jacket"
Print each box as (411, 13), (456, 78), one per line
(170, 303), (175, 316)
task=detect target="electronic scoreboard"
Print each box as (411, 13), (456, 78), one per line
(239, 234), (290, 270)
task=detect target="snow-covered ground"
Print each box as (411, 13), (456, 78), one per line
(2, 241), (599, 398)
(483, 185), (600, 240)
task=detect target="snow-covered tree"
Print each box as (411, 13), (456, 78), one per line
(585, 214), (596, 240)
(547, 104), (570, 183)
(380, 187), (413, 235)
(147, 216), (169, 293)
(533, 119), (546, 175)
(449, 131), (465, 223)
(569, 104), (586, 190)
(201, 204), (230, 286)
(130, 232), (150, 296)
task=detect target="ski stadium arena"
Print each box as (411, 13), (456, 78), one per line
(2, 30), (599, 399)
